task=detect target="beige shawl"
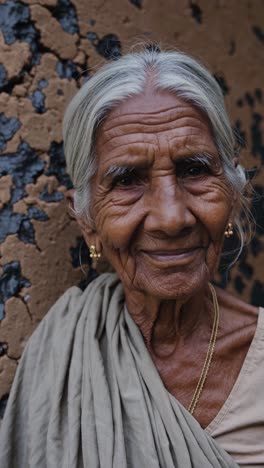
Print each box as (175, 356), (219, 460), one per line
(0, 273), (238, 467)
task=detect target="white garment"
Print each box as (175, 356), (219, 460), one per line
(206, 307), (264, 467)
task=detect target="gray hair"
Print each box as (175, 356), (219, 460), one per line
(63, 47), (251, 254)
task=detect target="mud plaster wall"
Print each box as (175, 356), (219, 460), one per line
(0, 0), (264, 415)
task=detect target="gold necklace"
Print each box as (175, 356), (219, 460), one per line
(188, 283), (219, 415)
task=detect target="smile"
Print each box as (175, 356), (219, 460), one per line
(140, 247), (204, 266)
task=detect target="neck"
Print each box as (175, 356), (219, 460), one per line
(124, 284), (214, 355)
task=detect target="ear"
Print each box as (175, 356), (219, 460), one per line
(65, 189), (102, 253)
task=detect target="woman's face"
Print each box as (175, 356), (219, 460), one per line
(86, 90), (234, 300)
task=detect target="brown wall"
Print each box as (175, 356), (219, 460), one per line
(0, 0), (264, 410)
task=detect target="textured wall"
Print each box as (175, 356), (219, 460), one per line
(0, 0), (264, 415)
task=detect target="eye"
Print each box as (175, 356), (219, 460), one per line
(185, 164), (209, 177)
(177, 160), (211, 179)
(115, 174), (135, 187)
(111, 170), (140, 188)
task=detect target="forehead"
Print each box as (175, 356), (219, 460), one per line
(95, 89), (216, 158)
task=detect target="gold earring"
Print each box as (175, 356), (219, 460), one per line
(224, 222), (234, 238)
(89, 245), (101, 259)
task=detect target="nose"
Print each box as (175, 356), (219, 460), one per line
(143, 178), (196, 236)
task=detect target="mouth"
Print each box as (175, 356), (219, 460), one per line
(140, 247), (204, 267)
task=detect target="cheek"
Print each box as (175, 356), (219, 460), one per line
(206, 206), (229, 240)
(190, 180), (233, 238)
(189, 188), (232, 272)
(93, 194), (144, 251)
(200, 202), (230, 246)
(92, 199), (144, 285)
(197, 200), (231, 273)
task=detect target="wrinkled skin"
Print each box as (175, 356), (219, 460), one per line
(78, 90), (258, 428)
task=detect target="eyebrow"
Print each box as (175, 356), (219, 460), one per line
(103, 164), (143, 182)
(176, 152), (214, 165)
(102, 152), (215, 181)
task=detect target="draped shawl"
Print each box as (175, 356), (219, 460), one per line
(0, 273), (238, 467)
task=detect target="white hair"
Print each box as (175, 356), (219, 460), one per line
(63, 47), (251, 253)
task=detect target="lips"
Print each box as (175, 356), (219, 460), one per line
(140, 246), (204, 266)
(145, 247), (200, 255)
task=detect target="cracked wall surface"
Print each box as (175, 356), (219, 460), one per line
(0, 0), (264, 414)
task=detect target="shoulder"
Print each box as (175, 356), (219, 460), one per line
(215, 286), (259, 331)
(4, 273), (121, 406)
(214, 286), (260, 362)
(33, 272), (119, 331)
(21, 272), (121, 365)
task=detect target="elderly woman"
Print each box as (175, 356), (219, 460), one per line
(0, 47), (262, 468)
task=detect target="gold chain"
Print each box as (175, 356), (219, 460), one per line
(188, 283), (219, 415)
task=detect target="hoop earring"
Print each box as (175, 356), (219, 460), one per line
(224, 222), (234, 238)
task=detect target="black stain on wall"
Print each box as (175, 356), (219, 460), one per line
(0, 343), (8, 357)
(51, 0), (79, 35)
(238, 258), (253, 280)
(0, 141), (46, 204)
(0, 207), (26, 243)
(0, 205), (48, 244)
(39, 186), (64, 203)
(214, 266), (230, 290)
(18, 218), (35, 244)
(213, 73), (230, 96)
(87, 31), (98, 42)
(234, 275), (245, 294)
(255, 88), (262, 102)
(70, 237), (91, 268)
(86, 31), (122, 60)
(130, 0), (143, 8)
(252, 25), (264, 44)
(95, 34), (122, 60)
(45, 142), (73, 189)
(228, 40), (236, 56)
(0, 64), (8, 90)
(0, 113), (21, 152)
(0, 0), (41, 64)
(189, 2), (202, 24)
(0, 141), (48, 243)
(27, 206), (48, 221)
(244, 92), (254, 108)
(250, 237), (262, 257)
(251, 113), (264, 163)
(38, 78), (48, 89)
(56, 60), (79, 80)
(0, 0), (32, 45)
(29, 89), (46, 113)
(0, 261), (31, 320)
(251, 185), (264, 235)
(251, 280), (264, 306)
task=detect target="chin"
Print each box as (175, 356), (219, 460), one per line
(134, 265), (210, 301)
